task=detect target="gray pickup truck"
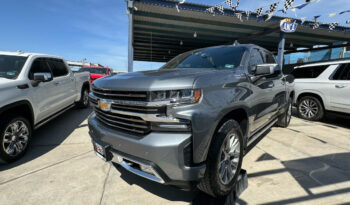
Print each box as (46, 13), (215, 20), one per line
(88, 44), (294, 197)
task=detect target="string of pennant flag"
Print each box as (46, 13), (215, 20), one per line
(174, 0), (350, 32)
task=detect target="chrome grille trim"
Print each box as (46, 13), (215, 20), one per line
(95, 109), (146, 124)
(95, 115), (147, 134)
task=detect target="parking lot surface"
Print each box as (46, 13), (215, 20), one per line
(0, 107), (349, 205)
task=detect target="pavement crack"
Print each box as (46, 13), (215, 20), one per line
(0, 150), (92, 186)
(99, 163), (111, 205)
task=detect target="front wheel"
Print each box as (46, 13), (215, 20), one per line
(0, 115), (32, 163)
(197, 119), (244, 197)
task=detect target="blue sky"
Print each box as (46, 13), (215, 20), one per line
(0, 0), (349, 72)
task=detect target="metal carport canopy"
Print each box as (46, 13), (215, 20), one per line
(128, 0), (350, 63)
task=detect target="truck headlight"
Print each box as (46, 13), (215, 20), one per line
(150, 89), (201, 104)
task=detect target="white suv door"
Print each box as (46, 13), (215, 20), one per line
(328, 64), (350, 113)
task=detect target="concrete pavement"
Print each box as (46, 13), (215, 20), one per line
(0, 107), (349, 205)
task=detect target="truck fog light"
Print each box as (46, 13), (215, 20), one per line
(158, 124), (189, 129)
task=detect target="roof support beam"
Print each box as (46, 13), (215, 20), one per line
(277, 31), (286, 69)
(238, 27), (280, 43)
(127, 0), (134, 72)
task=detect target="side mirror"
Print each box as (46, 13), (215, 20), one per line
(33, 72), (52, 83)
(254, 64), (277, 76)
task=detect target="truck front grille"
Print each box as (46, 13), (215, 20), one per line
(92, 87), (148, 101)
(94, 108), (151, 135)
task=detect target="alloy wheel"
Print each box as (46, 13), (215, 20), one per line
(2, 120), (29, 156)
(218, 133), (241, 185)
(299, 99), (319, 119)
(83, 89), (89, 106)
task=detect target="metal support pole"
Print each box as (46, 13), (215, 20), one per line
(277, 31), (285, 69)
(127, 0), (134, 73)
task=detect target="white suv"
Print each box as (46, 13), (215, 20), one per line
(292, 60), (350, 121)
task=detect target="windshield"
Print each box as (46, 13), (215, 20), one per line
(79, 67), (107, 74)
(161, 46), (246, 70)
(0, 55), (28, 79)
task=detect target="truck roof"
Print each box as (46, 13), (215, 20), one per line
(0, 51), (62, 59)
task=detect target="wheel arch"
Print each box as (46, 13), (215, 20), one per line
(213, 107), (249, 151)
(0, 100), (35, 128)
(296, 92), (325, 109)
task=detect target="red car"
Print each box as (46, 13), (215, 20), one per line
(79, 66), (112, 83)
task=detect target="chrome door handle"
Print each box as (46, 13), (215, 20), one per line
(335, 85), (346, 88)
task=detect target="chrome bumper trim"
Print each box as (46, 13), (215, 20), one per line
(111, 152), (165, 184)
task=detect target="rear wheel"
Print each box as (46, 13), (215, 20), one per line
(197, 119), (243, 197)
(297, 96), (324, 121)
(76, 87), (89, 108)
(0, 115), (32, 163)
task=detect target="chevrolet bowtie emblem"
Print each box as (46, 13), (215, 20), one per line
(98, 100), (111, 111)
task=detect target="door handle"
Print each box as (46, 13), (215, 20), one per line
(54, 82), (60, 86)
(268, 82), (274, 88)
(335, 84), (346, 88)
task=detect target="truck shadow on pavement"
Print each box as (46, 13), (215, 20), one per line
(0, 107), (92, 171)
(114, 151), (350, 205)
(251, 152), (350, 205)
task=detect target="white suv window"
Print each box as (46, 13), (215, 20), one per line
(292, 65), (328, 79)
(331, 64), (350, 80)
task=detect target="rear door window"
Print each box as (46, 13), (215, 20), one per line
(292, 65), (328, 79)
(332, 64), (350, 80)
(48, 59), (68, 77)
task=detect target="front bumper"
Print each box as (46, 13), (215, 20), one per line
(88, 114), (206, 187)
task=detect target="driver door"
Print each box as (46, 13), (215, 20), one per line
(28, 58), (61, 123)
(247, 49), (275, 133)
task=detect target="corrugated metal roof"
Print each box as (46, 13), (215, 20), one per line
(131, 0), (350, 62)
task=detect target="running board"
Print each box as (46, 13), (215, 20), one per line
(34, 104), (75, 130)
(247, 118), (278, 148)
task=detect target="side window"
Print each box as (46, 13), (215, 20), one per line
(28, 58), (52, 80)
(332, 64), (350, 80)
(48, 59), (68, 77)
(292, 65), (328, 79)
(264, 51), (276, 64)
(248, 49), (264, 73)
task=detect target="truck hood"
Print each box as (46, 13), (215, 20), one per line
(0, 78), (25, 91)
(92, 68), (222, 91)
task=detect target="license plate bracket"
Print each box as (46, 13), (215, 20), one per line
(93, 141), (112, 161)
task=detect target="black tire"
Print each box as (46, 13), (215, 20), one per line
(276, 97), (292, 128)
(0, 115), (32, 163)
(297, 96), (324, 121)
(76, 86), (90, 108)
(197, 119), (244, 197)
